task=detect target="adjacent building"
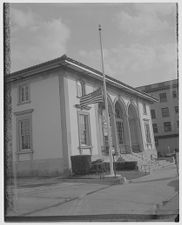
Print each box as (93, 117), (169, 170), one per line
(6, 55), (158, 177)
(137, 79), (179, 157)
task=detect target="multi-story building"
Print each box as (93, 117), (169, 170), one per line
(137, 79), (179, 157)
(6, 55), (158, 177)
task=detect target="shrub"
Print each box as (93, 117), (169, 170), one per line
(103, 161), (138, 171)
(71, 155), (91, 175)
(114, 161), (138, 170)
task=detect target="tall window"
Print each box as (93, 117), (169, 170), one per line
(164, 122), (172, 132)
(152, 123), (158, 133)
(159, 92), (167, 102)
(16, 111), (33, 153)
(175, 106), (179, 114)
(78, 112), (91, 146)
(18, 84), (30, 104)
(116, 122), (124, 144)
(144, 122), (151, 144)
(161, 107), (169, 117)
(173, 90), (177, 98)
(76, 80), (86, 97)
(154, 137), (159, 146)
(177, 120), (179, 128)
(143, 103), (147, 114)
(151, 109), (156, 119)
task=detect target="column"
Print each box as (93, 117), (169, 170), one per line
(111, 112), (120, 155)
(126, 115), (132, 153)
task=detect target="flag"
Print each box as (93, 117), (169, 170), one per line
(80, 88), (103, 107)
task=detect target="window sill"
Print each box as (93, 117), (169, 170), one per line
(16, 150), (33, 155)
(17, 100), (31, 106)
(79, 145), (93, 149)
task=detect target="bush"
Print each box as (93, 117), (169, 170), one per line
(90, 161), (107, 174)
(71, 155), (91, 175)
(114, 161), (137, 170)
(103, 161), (138, 171)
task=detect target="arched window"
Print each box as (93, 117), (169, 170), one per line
(115, 102), (124, 144)
(76, 80), (86, 97)
(115, 102), (123, 119)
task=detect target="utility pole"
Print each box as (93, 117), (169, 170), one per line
(98, 25), (114, 176)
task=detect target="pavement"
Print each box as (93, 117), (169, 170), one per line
(6, 162), (179, 221)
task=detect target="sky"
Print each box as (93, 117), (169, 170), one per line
(9, 2), (178, 87)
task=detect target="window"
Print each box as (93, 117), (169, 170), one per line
(143, 103), (147, 115)
(159, 93), (167, 102)
(177, 120), (179, 128)
(164, 122), (172, 132)
(151, 109), (156, 119)
(15, 110), (33, 153)
(154, 137), (159, 146)
(152, 123), (158, 133)
(18, 84), (30, 104)
(173, 90), (177, 98)
(175, 106), (179, 114)
(144, 122), (151, 144)
(116, 121), (124, 144)
(78, 112), (91, 146)
(76, 80), (86, 97)
(161, 107), (169, 117)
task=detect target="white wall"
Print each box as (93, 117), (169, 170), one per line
(137, 100), (156, 152)
(67, 77), (80, 156)
(66, 76), (99, 156)
(11, 72), (63, 161)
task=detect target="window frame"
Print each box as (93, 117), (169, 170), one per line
(15, 109), (33, 154)
(150, 109), (156, 119)
(18, 83), (31, 105)
(177, 120), (179, 129)
(175, 106), (179, 114)
(159, 92), (167, 102)
(163, 122), (172, 132)
(161, 107), (170, 117)
(76, 80), (86, 98)
(152, 123), (158, 133)
(154, 137), (159, 146)
(173, 90), (177, 98)
(143, 103), (147, 115)
(77, 111), (92, 149)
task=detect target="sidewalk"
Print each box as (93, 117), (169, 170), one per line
(6, 163), (179, 220)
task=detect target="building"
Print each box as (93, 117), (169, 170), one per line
(6, 55), (158, 177)
(137, 79), (179, 157)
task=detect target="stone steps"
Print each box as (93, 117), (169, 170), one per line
(116, 153), (172, 173)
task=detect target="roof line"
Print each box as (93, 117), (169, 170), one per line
(7, 54), (158, 102)
(64, 58), (158, 102)
(137, 78), (178, 88)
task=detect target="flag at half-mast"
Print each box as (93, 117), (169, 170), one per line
(80, 88), (104, 107)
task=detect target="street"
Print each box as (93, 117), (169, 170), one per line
(6, 162), (179, 222)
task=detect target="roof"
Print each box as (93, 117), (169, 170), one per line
(5, 54), (158, 103)
(137, 79), (178, 93)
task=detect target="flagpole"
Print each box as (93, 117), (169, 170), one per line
(98, 25), (114, 176)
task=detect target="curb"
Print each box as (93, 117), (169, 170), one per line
(153, 192), (179, 215)
(5, 213), (178, 222)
